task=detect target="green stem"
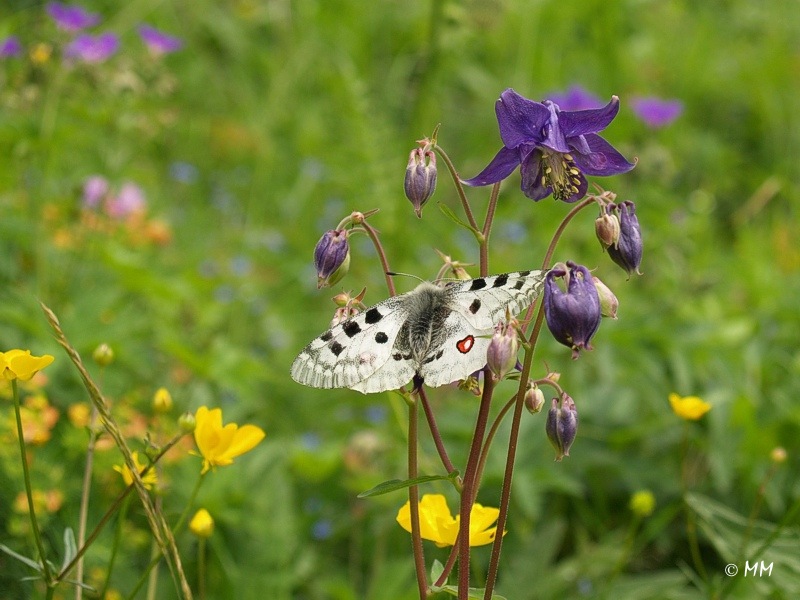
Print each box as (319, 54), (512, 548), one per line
(125, 472), (207, 600)
(98, 495), (131, 599)
(11, 380), (53, 584)
(56, 434), (186, 584)
(197, 538), (206, 600)
(75, 402), (100, 600)
(680, 423), (708, 582)
(434, 144), (480, 233)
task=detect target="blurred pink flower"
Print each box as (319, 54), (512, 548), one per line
(46, 2), (101, 32)
(138, 24), (183, 55)
(65, 32), (119, 63)
(82, 175), (109, 208)
(630, 96), (683, 128)
(106, 182), (147, 219)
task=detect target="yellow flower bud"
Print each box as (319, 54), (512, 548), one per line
(92, 343), (115, 367)
(152, 387), (173, 413)
(189, 509), (214, 538)
(629, 490), (656, 517)
(770, 447), (787, 464)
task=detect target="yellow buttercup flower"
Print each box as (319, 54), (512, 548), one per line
(396, 493), (503, 548)
(0, 350), (55, 381)
(669, 393), (711, 420)
(152, 387), (173, 412)
(629, 489), (656, 517)
(193, 406), (265, 474)
(189, 508), (214, 538)
(113, 452), (158, 490)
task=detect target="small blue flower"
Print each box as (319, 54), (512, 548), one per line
(464, 89), (635, 203)
(631, 96), (683, 129)
(64, 32), (119, 63)
(544, 262), (601, 359)
(138, 24), (183, 55)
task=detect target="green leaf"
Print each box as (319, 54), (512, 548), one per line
(437, 203), (482, 241)
(430, 559), (445, 590)
(357, 473), (458, 498)
(61, 527), (77, 573)
(0, 544), (43, 572)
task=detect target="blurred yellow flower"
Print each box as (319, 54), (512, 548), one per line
(669, 393), (711, 420)
(1, 350), (54, 381)
(30, 42), (52, 64)
(18, 396), (60, 445)
(189, 508), (214, 538)
(396, 494), (503, 548)
(629, 490), (656, 517)
(113, 452), (158, 490)
(193, 406), (265, 474)
(68, 402), (92, 428)
(153, 387), (173, 413)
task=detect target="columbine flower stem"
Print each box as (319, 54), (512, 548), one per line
(434, 144), (480, 232)
(478, 182), (501, 276)
(11, 380), (54, 585)
(406, 395), (427, 600)
(483, 305), (545, 600)
(458, 372), (496, 599)
(419, 387), (456, 475)
(359, 220), (396, 297)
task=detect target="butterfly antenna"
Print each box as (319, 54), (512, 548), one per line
(385, 271), (426, 284)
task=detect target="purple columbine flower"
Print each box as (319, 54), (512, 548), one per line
(46, 2), (101, 32)
(545, 393), (578, 461)
(64, 32), (119, 63)
(463, 88), (635, 203)
(544, 262), (601, 359)
(546, 85), (602, 112)
(137, 24), (183, 55)
(630, 96), (683, 128)
(0, 36), (23, 58)
(314, 229), (350, 288)
(606, 201), (643, 276)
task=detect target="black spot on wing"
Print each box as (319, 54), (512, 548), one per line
(518, 270), (530, 276)
(513, 280), (525, 290)
(375, 332), (388, 344)
(469, 298), (481, 314)
(365, 308), (383, 324)
(492, 274), (509, 287)
(320, 331), (333, 342)
(343, 321), (361, 337)
(329, 341), (344, 356)
(469, 278), (487, 291)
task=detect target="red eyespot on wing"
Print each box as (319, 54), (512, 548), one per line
(456, 335), (475, 354)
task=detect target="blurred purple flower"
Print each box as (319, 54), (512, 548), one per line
(46, 2), (101, 32)
(0, 36), (23, 58)
(106, 181), (146, 218)
(64, 32), (119, 63)
(82, 175), (109, 208)
(137, 24), (183, 55)
(630, 96), (683, 128)
(546, 85), (603, 111)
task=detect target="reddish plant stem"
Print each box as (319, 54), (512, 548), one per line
(458, 373), (495, 599)
(360, 220), (396, 297)
(434, 144), (480, 232)
(407, 397), (428, 599)
(419, 387), (456, 475)
(479, 183), (501, 276)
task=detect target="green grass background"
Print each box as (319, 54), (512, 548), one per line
(1, 0), (799, 598)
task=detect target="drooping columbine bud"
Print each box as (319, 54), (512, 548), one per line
(404, 145), (437, 217)
(524, 384), (546, 414)
(595, 210), (620, 249)
(314, 229), (350, 288)
(486, 319), (519, 380)
(544, 262), (602, 359)
(545, 393), (578, 461)
(607, 201), (643, 276)
(592, 276), (618, 319)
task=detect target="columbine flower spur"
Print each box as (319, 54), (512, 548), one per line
(463, 88), (635, 202)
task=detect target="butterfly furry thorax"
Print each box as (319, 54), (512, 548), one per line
(291, 270), (546, 394)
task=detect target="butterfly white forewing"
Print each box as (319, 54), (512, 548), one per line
(290, 270), (546, 394)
